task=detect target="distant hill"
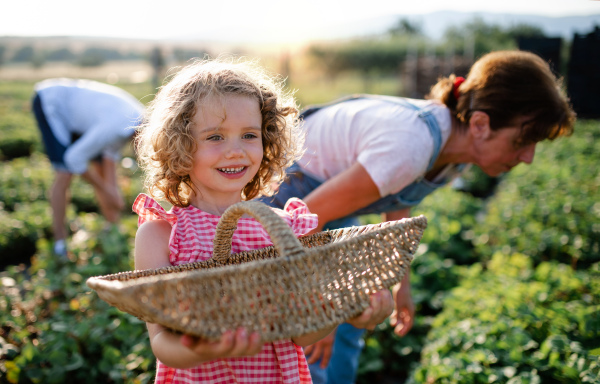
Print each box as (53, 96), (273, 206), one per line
(169, 11), (600, 45)
(1, 11), (599, 52)
(412, 11), (600, 40)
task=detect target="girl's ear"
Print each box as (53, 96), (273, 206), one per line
(469, 111), (491, 140)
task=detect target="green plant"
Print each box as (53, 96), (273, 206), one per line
(0, 201), (54, 268)
(0, 92), (39, 160)
(0, 214), (153, 384)
(413, 186), (483, 266)
(473, 120), (600, 268)
(410, 253), (600, 384)
(0, 153), (53, 211)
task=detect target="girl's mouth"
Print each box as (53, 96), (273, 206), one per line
(217, 166), (246, 174)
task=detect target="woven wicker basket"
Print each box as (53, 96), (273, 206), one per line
(86, 201), (427, 342)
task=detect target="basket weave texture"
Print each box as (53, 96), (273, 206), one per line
(86, 201), (427, 342)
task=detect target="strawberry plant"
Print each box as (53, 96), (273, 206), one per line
(473, 120), (600, 269)
(410, 253), (600, 384)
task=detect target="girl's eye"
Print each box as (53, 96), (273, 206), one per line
(243, 133), (259, 139)
(206, 135), (223, 141)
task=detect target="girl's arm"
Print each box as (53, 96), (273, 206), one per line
(303, 162), (381, 233)
(134, 220), (262, 369)
(147, 325), (262, 369)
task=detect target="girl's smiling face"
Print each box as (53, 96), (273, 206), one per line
(189, 94), (263, 212)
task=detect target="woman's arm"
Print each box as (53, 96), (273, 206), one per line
(382, 208), (416, 337)
(382, 208), (411, 222)
(303, 162), (381, 232)
(135, 220), (262, 369)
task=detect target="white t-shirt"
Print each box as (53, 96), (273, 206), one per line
(35, 78), (145, 174)
(297, 97), (453, 197)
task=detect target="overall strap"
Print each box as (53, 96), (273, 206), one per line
(299, 94), (365, 120)
(417, 106), (443, 171)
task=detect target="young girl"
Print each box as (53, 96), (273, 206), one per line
(133, 57), (393, 384)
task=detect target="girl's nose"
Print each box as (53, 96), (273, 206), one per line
(225, 140), (244, 158)
(519, 143), (536, 164)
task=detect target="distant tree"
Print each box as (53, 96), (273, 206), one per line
(306, 44), (347, 81)
(0, 45), (5, 66)
(78, 51), (105, 67)
(444, 18), (547, 58)
(77, 47), (125, 67)
(45, 47), (76, 62)
(506, 23), (546, 40)
(389, 18), (423, 36)
(122, 51), (144, 60)
(10, 45), (45, 68)
(307, 35), (422, 91)
(31, 53), (45, 68)
(306, 17), (546, 88)
(81, 47), (124, 61)
(149, 47), (165, 89)
(11, 46), (35, 62)
(173, 48), (210, 63)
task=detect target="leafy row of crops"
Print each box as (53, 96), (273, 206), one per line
(0, 79), (598, 383)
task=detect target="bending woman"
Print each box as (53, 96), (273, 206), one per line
(260, 50), (576, 384)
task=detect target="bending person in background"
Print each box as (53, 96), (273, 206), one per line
(32, 78), (145, 258)
(260, 50), (576, 384)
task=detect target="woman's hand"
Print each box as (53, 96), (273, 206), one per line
(389, 275), (415, 337)
(303, 331), (336, 368)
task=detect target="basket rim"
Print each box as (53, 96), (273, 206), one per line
(86, 214), (427, 290)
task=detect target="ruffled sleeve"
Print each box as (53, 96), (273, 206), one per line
(132, 194), (177, 227)
(132, 194), (180, 261)
(278, 197), (318, 237)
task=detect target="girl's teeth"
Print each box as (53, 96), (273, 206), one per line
(220, 167), (244, 173)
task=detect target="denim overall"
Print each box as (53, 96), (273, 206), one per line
(260, 95), (462, 384)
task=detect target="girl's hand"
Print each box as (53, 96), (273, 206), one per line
(180, 328), (263, 361)
(347, 290), (394, 330)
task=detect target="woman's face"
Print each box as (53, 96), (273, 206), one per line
(473, 116), (537, 177)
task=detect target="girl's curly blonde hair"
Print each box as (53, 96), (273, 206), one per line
(136, 56), (303, 207)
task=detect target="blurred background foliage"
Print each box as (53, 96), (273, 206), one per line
(1, 17), (599, 384)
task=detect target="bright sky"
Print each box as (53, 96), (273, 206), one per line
(3, 0), (600, 43)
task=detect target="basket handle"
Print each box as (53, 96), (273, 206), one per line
(212, 201), (306, 263)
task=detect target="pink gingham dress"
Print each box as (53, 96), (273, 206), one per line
(133, 194), (317, 384)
